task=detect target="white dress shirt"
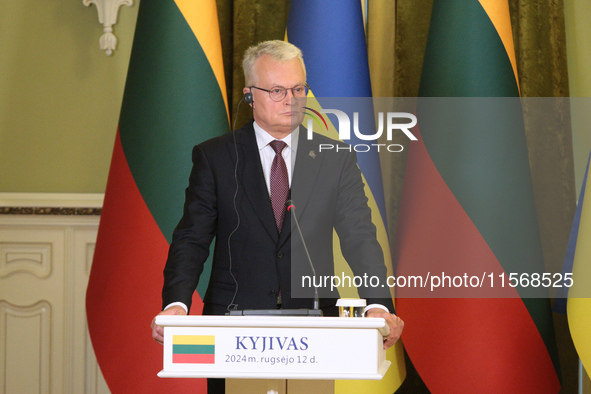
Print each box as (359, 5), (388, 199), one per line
(253, 121), (298, 193)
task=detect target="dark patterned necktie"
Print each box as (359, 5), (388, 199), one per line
(269, 140), (289, 232)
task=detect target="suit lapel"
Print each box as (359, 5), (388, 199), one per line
(289, 129), (324, 223)
(231, 122), (279, 242)
(232, 123), (322, 246)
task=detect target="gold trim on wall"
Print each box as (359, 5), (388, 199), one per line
(0, 193), (103, 215)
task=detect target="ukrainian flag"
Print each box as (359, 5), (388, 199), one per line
(288, 2), (406, 392)
(566, 150), (591, 372)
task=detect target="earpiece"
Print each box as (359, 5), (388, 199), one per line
(244, 92), (253, 104)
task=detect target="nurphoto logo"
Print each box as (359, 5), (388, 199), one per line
(302, 105), (418, 153)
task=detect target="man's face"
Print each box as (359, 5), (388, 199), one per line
(245, 55), (306, 138)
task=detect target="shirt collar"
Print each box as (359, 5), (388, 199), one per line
(253, 121), (299, 153)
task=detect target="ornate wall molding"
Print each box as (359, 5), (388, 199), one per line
(0, 242), (52, 278)
(83, 0), (134, 56)
(0, 193), (103, 215)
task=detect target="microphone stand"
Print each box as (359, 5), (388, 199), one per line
(226, 201), (322, 316)
(287, 201), (319, 311)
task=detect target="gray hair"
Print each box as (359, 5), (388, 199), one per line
(242, 40), (306, 86)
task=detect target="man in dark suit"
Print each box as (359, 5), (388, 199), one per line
(151, 39), (403, 357)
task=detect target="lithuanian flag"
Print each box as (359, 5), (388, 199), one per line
(173, 335), (216, 364)
(394, 0), (561, 392)
(86, 1), (228, 392)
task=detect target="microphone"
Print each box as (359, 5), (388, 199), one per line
(287, 200), (319, 311)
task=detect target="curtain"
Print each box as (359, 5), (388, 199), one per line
(216, 0), (290, 129)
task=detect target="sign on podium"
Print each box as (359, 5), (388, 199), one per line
(156, 315), (390, 381)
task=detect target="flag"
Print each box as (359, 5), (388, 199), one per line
(172, 335), (216, 364)
(86, 1), (229, 392)
(394, 0), (561, 392)
(565, 150), (591, 371)
(287, 2), (406, 392)
(554, 150), (590, 313)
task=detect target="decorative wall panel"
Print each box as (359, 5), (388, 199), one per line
(0, 301), (51, 393)
(0, 242), (52, 278)
(0, 194), (108, 393)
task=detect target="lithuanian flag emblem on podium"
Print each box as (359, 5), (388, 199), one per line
(172, 335), (216, 364)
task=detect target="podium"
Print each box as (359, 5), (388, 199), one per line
(156, 315), (390, 392)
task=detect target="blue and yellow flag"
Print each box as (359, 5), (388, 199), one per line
(288, 2), (406, 392)
(566, 150), (591, 372)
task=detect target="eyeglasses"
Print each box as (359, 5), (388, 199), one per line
(249, 84), (309, 101)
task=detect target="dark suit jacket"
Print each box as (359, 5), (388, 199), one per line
(162, 120), (394, 314)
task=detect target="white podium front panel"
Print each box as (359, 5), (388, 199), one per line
(156, 316), (390, 380)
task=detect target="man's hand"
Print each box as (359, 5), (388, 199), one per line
(365, 308), (404, 350)
(151, 305), (187, 345)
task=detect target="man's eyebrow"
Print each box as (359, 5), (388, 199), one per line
(268, 82), (306, 88)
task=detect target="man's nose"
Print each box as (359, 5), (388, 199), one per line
(283, 88), (295, 103)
